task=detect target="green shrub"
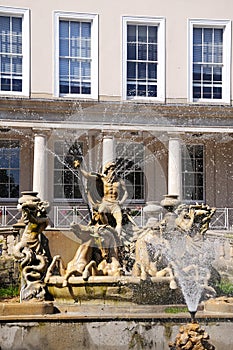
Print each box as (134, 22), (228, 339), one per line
(217, 281), (233, 296)
(0, 285), (19, 299)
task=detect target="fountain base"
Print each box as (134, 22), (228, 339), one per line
(204, 297), (233, 313)
(46, 275), (184, 304)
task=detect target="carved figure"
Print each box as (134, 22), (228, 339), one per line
(13, 200), (50, 301)
(132, 226), (177, 289)
(45, 223), (122, 286)
(132, 203), (216, 293)
(175, 203), (216, 236)
(74, 160), (128, 236)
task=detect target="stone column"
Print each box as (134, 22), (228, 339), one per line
(102, 135), (115, 169)
(168, 135), (182, 200)
(33, 129), (49, 201)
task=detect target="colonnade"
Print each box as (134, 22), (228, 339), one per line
(32, 131), (182, 202)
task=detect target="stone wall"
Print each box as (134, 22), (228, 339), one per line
(0, 320), (231, 350)
(0, 257), (19, 287)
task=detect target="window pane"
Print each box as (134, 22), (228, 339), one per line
(148, 63), (157, 80)
(12, 56), (22, 74)
(127, 43), (136, 60)
(203, 44), (212, 63)
(81, 22), (91, 39)
(127, 62), (136, 79)
(203, 66), (212, 82)
(1, 55), (10, 73)
(70, 38), (80, 57)
(81, 39), (91, 58)
(12, 17), (22, 35)
(81, 61), (90, 78)
(193, 86), (201, 99)
(59, 58), (69, 77)
(60, 21), (69, 38)
(193, 45), (202, 62)
(81, 82), (91, 94)
(193, 64), (201, 82)
(70, 21), (80, 38)
(1, 78), (10, 91)
(193, 28), (202, 44)
(148, 44), (157, 61)
(213, 45), (222, 63)
(204, 28), (213, 44)
(213, 86), (222, 99)
(138, 26), (147, 42)
(203, 86), (211, 98)
(127, 83), (136, 96)
(214, 28), (223, 44)
(70, 59), (80, 78)
(127, 25), (136, 41)
(148, 26), (157, 43)
(138, 84), (146, 96)
(138, 62), (146, 79)
(148, 84), (156, 97)
(138, 43), (147, 60)
(60, 80), (69, 94)
(0, 16), (10, 34)
(59, 38), (69, 56)
(12, 35), (22, 54)
(12, 78), (22, 91)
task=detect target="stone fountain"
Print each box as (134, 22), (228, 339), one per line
(6, 154), (223, 349)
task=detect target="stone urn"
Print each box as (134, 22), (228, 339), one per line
(17, 191), (41, 213)
(143, 201), (162, 226)
(160, 194), (180, 212)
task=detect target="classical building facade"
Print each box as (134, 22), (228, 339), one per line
(0, 0), (232, 227)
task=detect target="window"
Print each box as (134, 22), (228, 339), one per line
(188, 19), (231, 103)
(116, 142), (145, 201)
(123, 16), (165, 101)
(54, 140), (83, 200)
(0, 7), (29, 96)
(0, 140), (20, 199)
(54, 12), (98, 99)
(182, 144), (204, 201)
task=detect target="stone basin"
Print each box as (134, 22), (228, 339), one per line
(46, 275), (184, 304)
(204, 297), (233, 313)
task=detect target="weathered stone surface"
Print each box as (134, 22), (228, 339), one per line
(0, 256), (19, 287)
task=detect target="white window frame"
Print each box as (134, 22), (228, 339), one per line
(54, 11), (98, 99)
(122, 16), (165, 102)
(188, 19), (231, 104)
(0, 6), (30, 97)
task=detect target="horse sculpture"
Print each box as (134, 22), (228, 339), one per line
(132, 203), (216, 295)
(45, 223), (122, 286)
